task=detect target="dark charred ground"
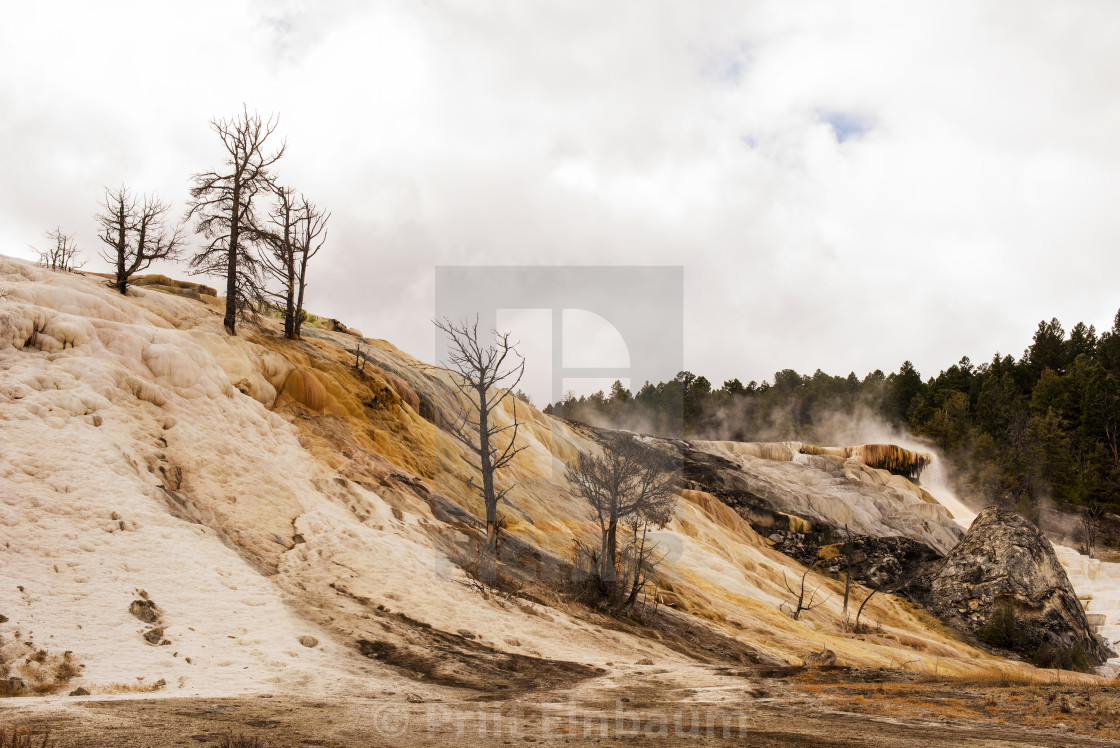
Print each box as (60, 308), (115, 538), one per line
(4, 666), (1120, 747)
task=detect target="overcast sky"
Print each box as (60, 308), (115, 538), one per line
(3, 1), (1119, 404)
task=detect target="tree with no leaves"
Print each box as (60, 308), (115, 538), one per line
(186, 106), (285, 335)
(259, 184), (298, 337)
(568, 433), (677, 590)
(436, 317), (527, 563)
(780, 564), (830, 621)
(260, 184), (329, 340)
(96, 185), (185, 295)
(291, 195), (328, 340)
(36, 227), (83, 271)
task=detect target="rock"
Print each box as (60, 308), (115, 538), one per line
(905, 506), (1114, 667)
(635, 658), (655, 666)
(129, 599), (161, 624)
(297, 635), (319, 648)
(142, 626), (166, 645)
(803, 649), (836, 667)
(456, 629), (476, 640)
(680, 443), (964, 554)
(69, 687), (90, 696)
(406, 692), (424, 703)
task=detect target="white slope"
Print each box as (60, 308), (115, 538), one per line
(1052, 546), (1120, 675)
(0, 258), (701, 698)
(0, 258), (394, 695)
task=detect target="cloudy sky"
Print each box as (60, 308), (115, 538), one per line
(3, 1), (1119, 404)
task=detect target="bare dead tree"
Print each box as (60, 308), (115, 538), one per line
(837, 525), (856, 619)
(354, 338), (366, 373)
(435, 316), (527, 565)
(568, 433), (676, 589)
(96, 185), (184, 295)
(36, 227), (84, 271)
(185, 105), (285, 335)
(1082, 500), (1104, 559)
(853, 585), (878, 633)
(292, 195), (328, 340)
(260, 187), (329, 340)
(621, 491), (675, 610)
(259, 183), (298, 337)
(781, 565), (831, 621)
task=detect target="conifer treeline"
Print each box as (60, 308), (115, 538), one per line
(546, 313), (1120, 517)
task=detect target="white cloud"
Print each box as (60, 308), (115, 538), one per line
(3, 0), (1119, 397)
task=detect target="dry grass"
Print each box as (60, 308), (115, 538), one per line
(0, 726), (53, 748)
(0, 647), (81, 697)
(790, 668), (1120, 738)
(96, 678), (166, 695)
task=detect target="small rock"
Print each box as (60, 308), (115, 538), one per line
(635, 658), (655, 666)
(69, 687), (90, 696)
(92, 414), (103, 427)
(457, 629), (476, 640)
(803, 648), (837, 667)
(297, 635), (319, 648)
(155, 678), (166, 688)
(406, 693), (424, 703)
(143, 626), (165, 645)
(130, 599), (161, 624)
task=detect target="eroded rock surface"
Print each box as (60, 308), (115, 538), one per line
(906, 506), (1114, 666)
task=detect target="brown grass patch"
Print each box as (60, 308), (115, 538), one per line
(97, 678), (166, 695)
(0, 726), (53, 748)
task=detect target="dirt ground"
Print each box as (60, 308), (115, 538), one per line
(3, 666), (1120, 747)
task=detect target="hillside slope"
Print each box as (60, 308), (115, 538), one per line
(0, 257), (1095, 700)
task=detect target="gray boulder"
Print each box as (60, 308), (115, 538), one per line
(906, 506), (1113, 667)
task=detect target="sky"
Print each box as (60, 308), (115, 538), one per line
(3, 0), (1120, 406)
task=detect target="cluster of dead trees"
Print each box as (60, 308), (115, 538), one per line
(39, 105), (328, 340)
(36, 227), (85, 272)
(436, 319), (678, 613)
(186, 107), (328, 337)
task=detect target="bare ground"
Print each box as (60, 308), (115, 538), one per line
(4, 665), (1120, 747)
